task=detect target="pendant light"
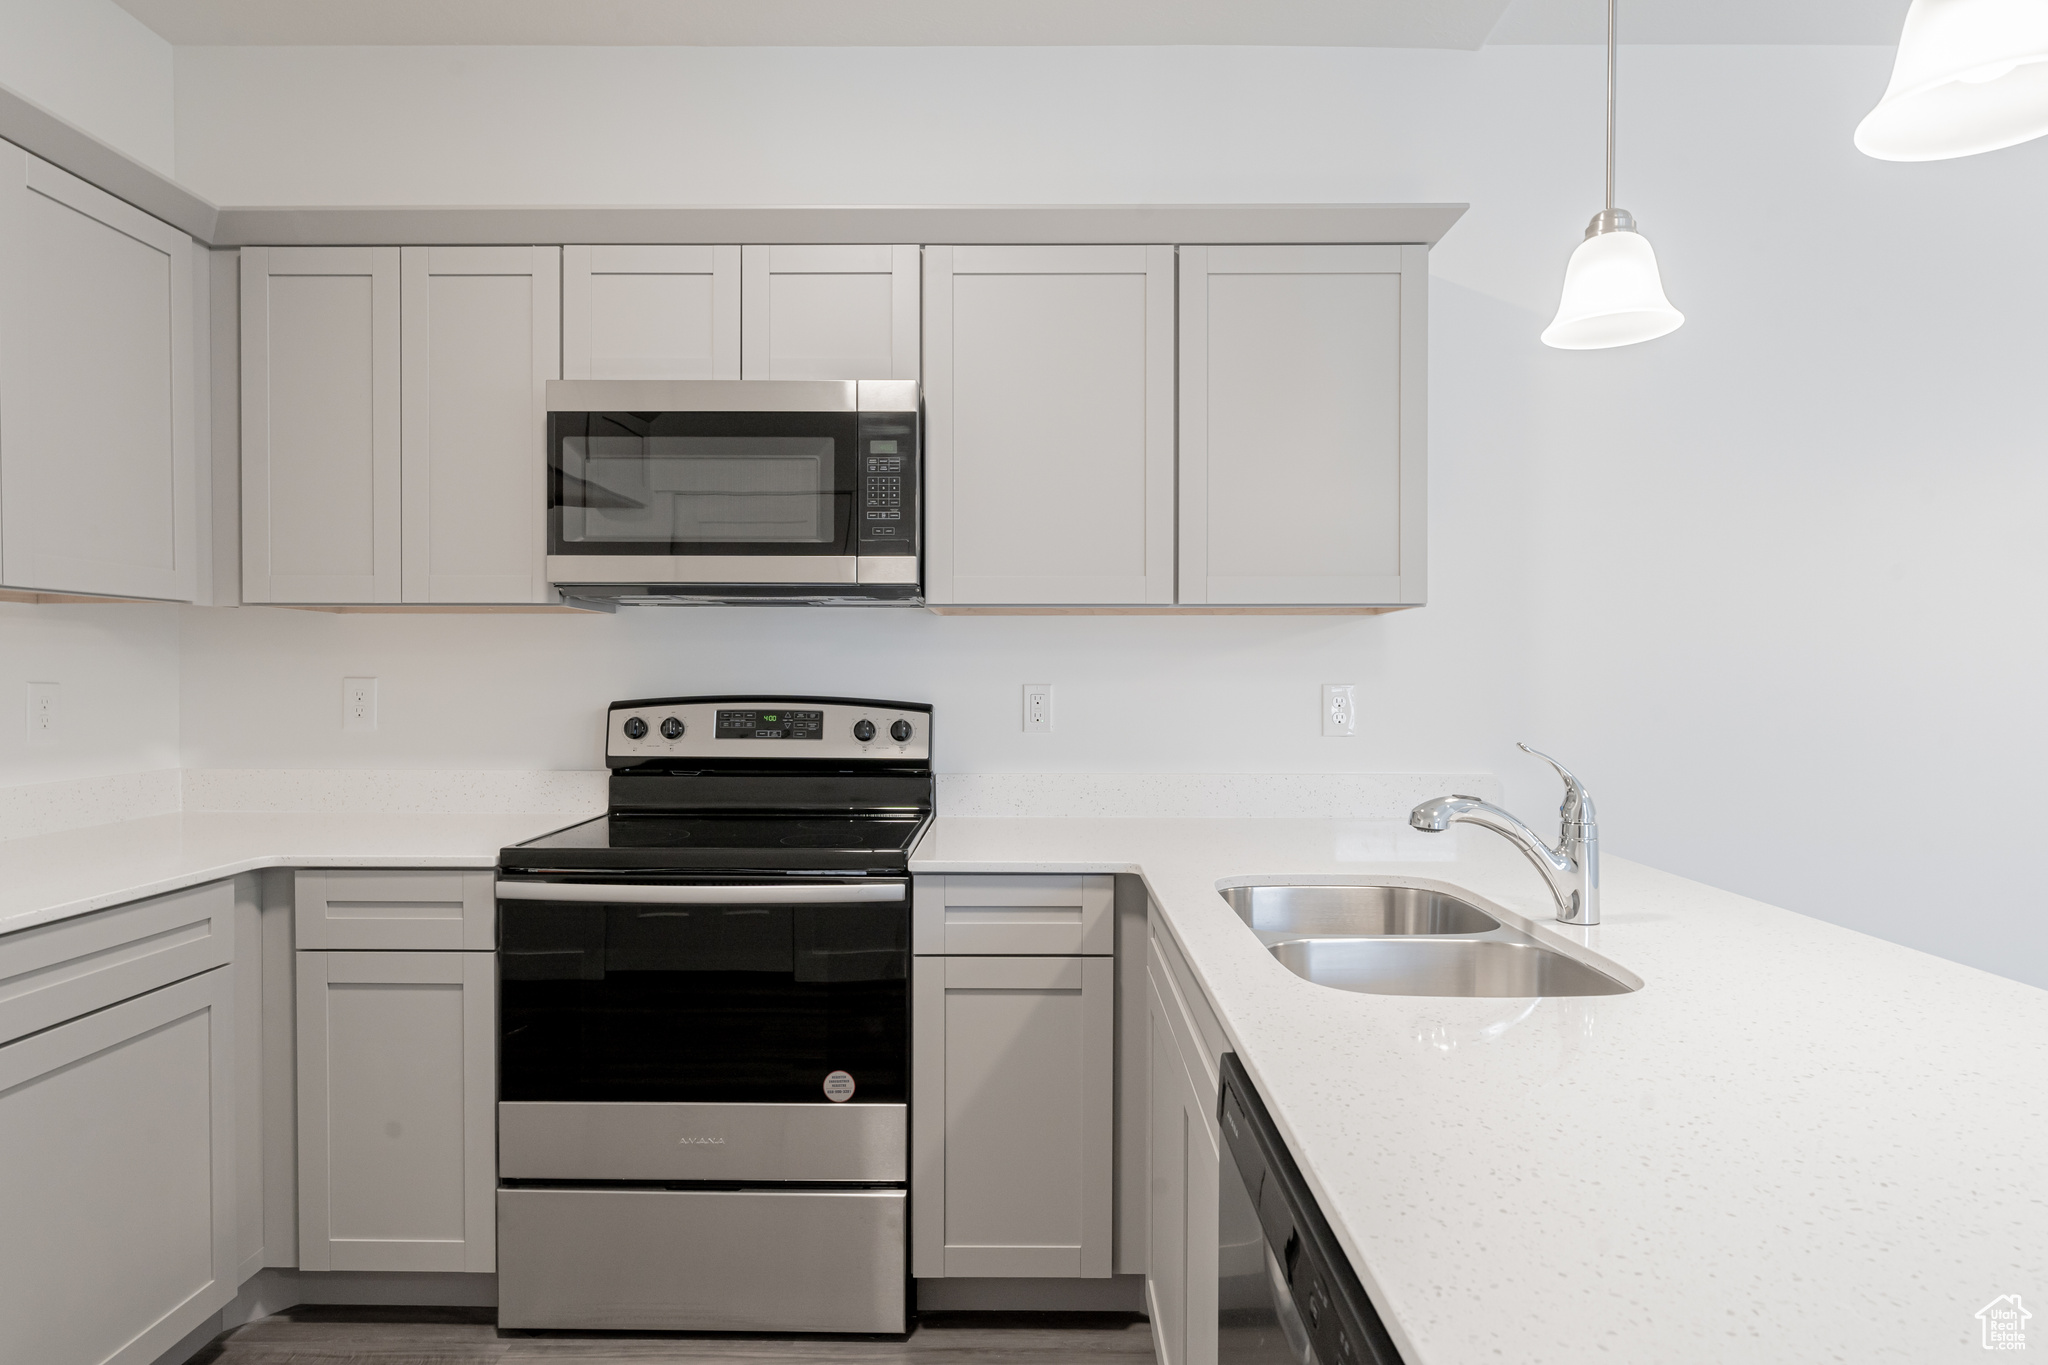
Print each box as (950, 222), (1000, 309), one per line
(1540, 0), (1684, 351)
(1856, 0), (2048, 161)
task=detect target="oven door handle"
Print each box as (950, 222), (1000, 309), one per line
(495, 880), (906, 905)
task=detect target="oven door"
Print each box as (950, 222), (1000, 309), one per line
(497, 877), (909, 1109)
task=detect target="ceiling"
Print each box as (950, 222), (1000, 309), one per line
(110, 0), (1910, 48)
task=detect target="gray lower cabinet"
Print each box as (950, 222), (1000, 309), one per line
(912, 952), (1116, 1277)
(0, 884), (237, 1365)
(1147, 917), (1225, 1365)
(295, 949), (497, 1271)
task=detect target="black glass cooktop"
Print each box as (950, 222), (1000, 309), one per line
(498, 812), (931, 873)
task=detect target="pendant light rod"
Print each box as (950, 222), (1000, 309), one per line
(1604, 0), (1617, 213)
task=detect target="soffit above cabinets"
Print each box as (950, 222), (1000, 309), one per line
(112, 0), (1515, 49)
(207, 204), (1470, 249)
(111, 0), (1909, 48)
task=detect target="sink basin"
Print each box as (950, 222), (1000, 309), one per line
(1222, 884), (1500, 937)
(1268, 937), (1635, 998)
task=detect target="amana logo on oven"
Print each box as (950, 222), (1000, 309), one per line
(676, 1136), (726, 1146)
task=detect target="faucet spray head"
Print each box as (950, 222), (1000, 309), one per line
(1409, 794), (1487, 832)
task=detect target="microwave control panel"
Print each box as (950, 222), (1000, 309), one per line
(857, 410), (918, 552)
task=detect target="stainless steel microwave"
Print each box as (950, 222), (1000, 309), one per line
(544, 380), (920, 605)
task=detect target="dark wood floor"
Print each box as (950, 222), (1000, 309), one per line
(192, 1306), (1156, 1364)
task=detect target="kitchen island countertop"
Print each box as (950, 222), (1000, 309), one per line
(911, 815), (2048, 1365)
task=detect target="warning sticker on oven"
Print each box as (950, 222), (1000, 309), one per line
(823, 1070), (856, 1102)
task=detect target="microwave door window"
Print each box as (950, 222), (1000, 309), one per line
(649, 436), (833, 544)
(558, 433), (674, 544)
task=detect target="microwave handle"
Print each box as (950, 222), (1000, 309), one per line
(496, 880), (905, 905)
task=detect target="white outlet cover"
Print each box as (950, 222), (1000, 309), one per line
(1023, 682), (1053, 733)
(1322, 683), (1358, 737)
(26, 682), (59, 745)
(342, 677), (378, 733)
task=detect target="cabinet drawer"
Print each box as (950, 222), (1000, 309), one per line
(913, 874), (1113, 955)
(294, 869), (495, 950)
(0, 879), (232, 1046)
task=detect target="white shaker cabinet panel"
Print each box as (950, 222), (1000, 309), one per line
(911, 954), (1115, 1278)
(0, 968), (236, 1365)
(1147, 943), (1221, 1365)
(0, 148), (197, 601)
(240, 245), (402, 604)
(296, 950), (496, 1272)
(741, 244), (919, 381)
(563, 244), (740, 380)
(294, 868), (496, 952)
(400, 246), (560, 603)
(923, 245), (1175, 605)
(913, 873), (1114, 956)
(1178, 245), (1427, 607)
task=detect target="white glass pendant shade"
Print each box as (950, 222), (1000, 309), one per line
(1856, 0), (2048, 160)
(1540, 226), (1684, 351)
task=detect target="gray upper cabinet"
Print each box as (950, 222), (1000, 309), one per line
(741, 244), (919, 380)
(923, 245), (1176, 606)
(1179, 244), (1427, 608)
(400, 246), (560, 604)
(242, 246), (558, 605)
(240, 246), (402, 604)
(0, 148), (197, 602)
(563, 244), (739, 380)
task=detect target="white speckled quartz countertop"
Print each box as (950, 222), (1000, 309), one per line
(0, 811), (584, 935)
(911, 817), (2048, 1364)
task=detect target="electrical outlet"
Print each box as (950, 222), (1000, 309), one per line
(26, 682), (59, 745)
(1023, 683), (1053, 733)
(342, 677), (378, 733)
(1322, 683), (1357, 737)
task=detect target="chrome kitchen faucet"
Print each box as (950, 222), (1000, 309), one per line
(1409, 744), (1600, 926)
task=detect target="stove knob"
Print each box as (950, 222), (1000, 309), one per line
(622, 716), (648, 740)
(890, 719), (914, 742)
(853, 719), (877, 742)
(660, 716), (685, 740)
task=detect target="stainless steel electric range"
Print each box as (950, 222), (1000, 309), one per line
(493, 695), (931, 1334)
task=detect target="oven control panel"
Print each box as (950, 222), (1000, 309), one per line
(609, 697), (929, 763)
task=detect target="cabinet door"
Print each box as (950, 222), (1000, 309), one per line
(296, 950), (495, 1272)
(741, 244), (919, 380)
(240, 245), (401, 604)
(563, 244), (739, 380)
(0, 148), (196, 600)
(923, 245), (1175, 605)
(400, 246), (559, 603)
(0, 968), (235, 1365)
(1179, 245), (1427, 607)
(912, 954), (1114, 1277)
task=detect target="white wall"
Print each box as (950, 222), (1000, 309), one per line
(0, 602), (181, 786)
(166, 43), (2048, 987)
(0, 0), (174, 173)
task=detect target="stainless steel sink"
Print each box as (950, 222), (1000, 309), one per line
(1267, 937), (1635, 998)
(1222, 884), (1500, 938)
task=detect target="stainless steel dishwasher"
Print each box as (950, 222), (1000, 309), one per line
(1218, 1053), (1404, 1365)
